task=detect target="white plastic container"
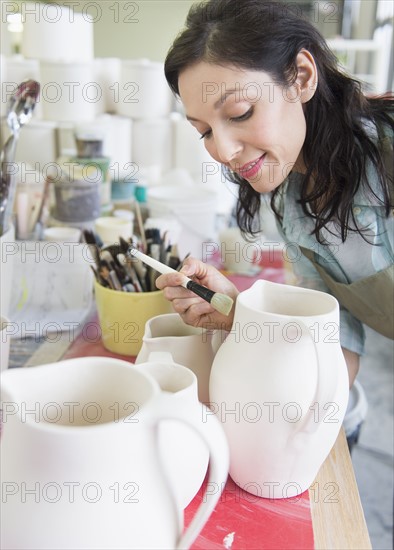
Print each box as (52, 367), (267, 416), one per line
(147, 185), (217, 260)
(117, 59), (173, 119)
(43, 226), (82, 243)
(94, 216), (133, 246)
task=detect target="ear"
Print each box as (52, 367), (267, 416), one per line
(295, 49), (318, 103)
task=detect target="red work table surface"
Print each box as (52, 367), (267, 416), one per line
(63, 320), (371, 549)
(59, 251), (371, 549)
(20, 250), (371, 549)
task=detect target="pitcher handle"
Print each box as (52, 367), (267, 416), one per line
(145, 394), (229, 550)
(291, 318), (349, 440)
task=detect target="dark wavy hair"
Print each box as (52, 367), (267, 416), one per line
(164, 0), (393, 243)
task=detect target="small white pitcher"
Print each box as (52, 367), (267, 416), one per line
(136, 313), (221, 403)
(135, 351), (210, 508)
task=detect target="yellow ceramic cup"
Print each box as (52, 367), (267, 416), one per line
(94, 280), (173, 356)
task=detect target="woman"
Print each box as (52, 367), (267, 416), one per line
(156, 0), (394, 387)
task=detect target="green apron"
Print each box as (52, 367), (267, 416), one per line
(299, 246), (394, 340)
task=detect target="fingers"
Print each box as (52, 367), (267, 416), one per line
(155, 256), (207, 291)
(179, 302), (234, 331)
(155, 270), (217, 323)
(180, 308), (217, 329)
(154, 255), (237, 331)
(155, 271), (186, 290)
(174, 295), (212, 316)
(155, 274), (202, 311)
(178, 257), (206, 278)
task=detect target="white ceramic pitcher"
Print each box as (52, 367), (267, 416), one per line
(134, 351), (209, 508)
(136, 313), (221, 403)
(209, 280), (349, 499)
(0, 357), (229, 549)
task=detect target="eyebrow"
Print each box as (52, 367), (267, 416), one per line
(214, 89), (239, 108)
(185, 89), (240, 123)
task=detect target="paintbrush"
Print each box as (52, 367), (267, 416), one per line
(117, 253), (143, 292)
(134, 200), (146, 251)
(128, 247), (234, 316)
(83, 229), (101, 269)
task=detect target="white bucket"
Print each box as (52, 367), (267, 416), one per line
(147, 185), (217, 260)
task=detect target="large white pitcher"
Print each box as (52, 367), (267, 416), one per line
(209, 280), (349, 499)
(1, 357), (229, 549)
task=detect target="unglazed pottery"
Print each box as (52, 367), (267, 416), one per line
(134, 351), (209, 508)
(136, 313), (221, 403)
(209, 280), (349, 499)
(0, 356), (229, 549)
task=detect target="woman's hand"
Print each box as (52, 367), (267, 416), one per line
(155, 257), (239, 331)
(342, 348), (360, 388)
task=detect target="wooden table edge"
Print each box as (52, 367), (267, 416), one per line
(310, 428), (372, 549)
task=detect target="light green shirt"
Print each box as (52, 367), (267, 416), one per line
(275, 137), (393, 355)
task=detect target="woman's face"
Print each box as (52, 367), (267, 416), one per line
(178, 61), (308, 194)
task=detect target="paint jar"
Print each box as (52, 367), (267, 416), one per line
(74, 122), (105, 158)
(111, 179), (136, 203)
(70, 156), (112, 206)
(75, 138), (104, 158)
(53, 179), (101, 223)
(135, 182), (148, 203)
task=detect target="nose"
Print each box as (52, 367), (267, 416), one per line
(208, 129), (242, 165)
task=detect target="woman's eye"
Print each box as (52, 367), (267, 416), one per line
(198, 107), (252, 140)
(230, 107), (253, 122)
(199, 129), (212, 140)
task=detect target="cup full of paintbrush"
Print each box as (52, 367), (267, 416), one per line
(84, 230), (174, 356)
(93, 279), (173, 356)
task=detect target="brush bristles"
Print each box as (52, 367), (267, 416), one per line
(186, 280), (233, 316)
(211, 293), (234, 316)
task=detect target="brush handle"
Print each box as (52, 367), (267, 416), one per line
(128, 247), (215, 301)
(129, 247), (178, 275)
(185, 280), (215, 303)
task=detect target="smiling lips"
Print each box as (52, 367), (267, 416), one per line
(236, 155), (266, 179)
